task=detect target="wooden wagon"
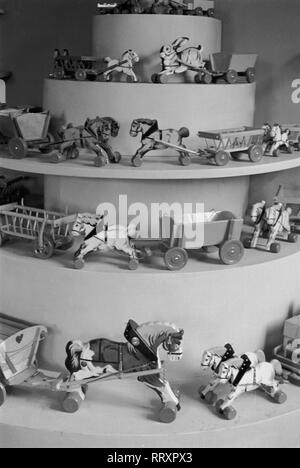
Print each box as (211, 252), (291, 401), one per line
(197, 126), (265, 165)
(274, 316), (300, 386)
(159, 210), (244, 270)
(195, 53), (257, 84)
(0, 202), (75, 259)
(50, 49), (99, 82)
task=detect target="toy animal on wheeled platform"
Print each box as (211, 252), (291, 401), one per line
(244, 197), (298, 253)
(52, 116), (121, 166)
(101, 49), (140, 82)
(274, 315), (300, 387)
(200, 346), (287, 420)
(262, 123), (293, 157)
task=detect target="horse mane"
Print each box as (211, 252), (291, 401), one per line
(77, 213), (103, 227)
(134, 118), (158, 126)
(137, 321), (181, 346)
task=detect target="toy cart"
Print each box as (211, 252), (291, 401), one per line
(170, 0), (215, 16)
(0, 202), (75, 259)
(7, 111), (55, 159)
(197, 127), (265, 165)
(0, 315), (165, 415)
(159, 210), (244, 270)
(274, 316), (300, 387)
(50, 49), (99, 82)
(196, 53), (257, 84)
(282, 124), (300, 151)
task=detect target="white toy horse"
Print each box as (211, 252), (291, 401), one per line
(216, 355), (287, 420)
(72, 213), (139, 270)
(244, 199), (296, 253)
(265, 124), (292, 157)
(103, 49), (140, 82)
(65, 320), (184, 423)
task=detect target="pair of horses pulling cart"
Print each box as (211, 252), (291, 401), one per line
(0, 315), (184, 423)
(130, 119), (265, 167)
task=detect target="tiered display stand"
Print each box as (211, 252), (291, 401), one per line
(1, 14), (300, 448)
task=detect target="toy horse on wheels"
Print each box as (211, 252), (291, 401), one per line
(263, 123), (293, 157)
(64, 320), (184, 423)
(72, 213), (140, 270)
(102, 49), (140, 82)
(130, 118), (190, 166)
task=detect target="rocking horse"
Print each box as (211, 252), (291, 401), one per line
(64, 320), (184, 423)
(215, 354), (287, 420)
(72, 213), (140, 270)
(130, 118), (190, 166)
(244, 199), (298, 253)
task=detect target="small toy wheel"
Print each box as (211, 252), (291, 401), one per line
(70, 147), (80, 160)
(214, 150), (230, 166)
(248, 144), (263, 162)
(179, 153), (191, 166)
(75, 69), (87, 81)
(207, 8), (215, 17)
(270, 242), (281, 254)
(132, 155), (143, 167)
(33, 237), (55, 259)
(286, 145), (293, 154)
(62, 392), (83, 414)
(243, 237), (252, 249)
(288, 233), (298, 243)
(164, 247), (188, 271)
(50, 150), (64, 163)
(273, 148), (280, 157)
(151, 73), (159, 84)
(8, 138), (28, 159)
(159, 402), (177, 424)
(194, 7), (204, 15)
(0, 383), (7, 407)
(94, 155), (107, 167)
(157, 74), (169, 84)
(289, 373), (300, 387)
(223, 406), (237, 420)
(219, 240), (244, 265)
(273, 390), (287, 404)
(226, 69), (238, 84)
(128, 258), (139, 271)
(54, 67), (65, 80)
(111, 151), (122, 164)
(246, 67), (256, 83)
(74, 258), (85, 270)
(205, 391), (218, 406)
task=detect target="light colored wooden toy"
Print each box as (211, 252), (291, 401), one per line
(102, 49), (140, 82)
(50, 49), (99, 81)
(215, 354), (287, 420)
(263, 123), (293, 157)
(274, 316), (300, 386)
(0, 201), (75, 258)
(0, 315), (184, 423)
(72, 213), (139, 270)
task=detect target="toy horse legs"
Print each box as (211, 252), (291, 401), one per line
(251, 223), (263, 248)
(132, 142), (154, 167)
(266, 225), (280, 251)
(139, 373), (181, 423)
(74, 237), (107, 269)
(200, 378), (223, 405)
(216, 386), (247, 420)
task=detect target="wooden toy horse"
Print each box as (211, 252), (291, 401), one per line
(72, 213), (139, 270)
(215, 355), (287, 420)
(130, 118), (190, 166)
(244, 200), (297, 253)
(263, 124), (292, 157)
(55, 116), (121, 167)
(65, 320), (184, 423)
(199, 344), (236, 405)
(103, 49), (140, 82)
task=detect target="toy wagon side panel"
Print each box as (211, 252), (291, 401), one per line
(229, 54), (258, 72)
(274, 345), (300, 376)
(0, 326), (47, 383)
(194, 0), (214, 8)
(13, 112), (50, 141)
(201, 218), (243, 247)
(209, 53), (232, 74)
(0, 109), (24, 139)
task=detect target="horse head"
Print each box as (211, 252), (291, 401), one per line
(270, 124), (282, 142)
(251, 201), (266, 224)
(265, 203), (282, 227)
(130, 119), (157, 137)
(201, 350), (214, 369)
(123, 49), (140, 64)
(72, 213), (103, 238)
(136, 322), (184, 363)
(102, 117), (120, 138)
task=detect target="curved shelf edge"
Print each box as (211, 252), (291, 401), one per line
(1, 152), (300, 180)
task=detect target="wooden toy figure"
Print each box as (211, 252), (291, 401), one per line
(152, 37), (205, 83)
(215, 355), (287, 420)
(244, 198), (298, 253)
(263, 123), (293, 157)
(274, 315), (300, 386)
(102, 49), (140, 82)
(72, 213), (140, 270)
(65, 320), (184, 422)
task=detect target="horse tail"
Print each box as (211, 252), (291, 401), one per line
(178, 127), (190, 139)
(65, 341), (84, 374)
(271, 359), (283, 376)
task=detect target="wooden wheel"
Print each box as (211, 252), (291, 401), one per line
(289, 373), (300, 387)
(111, 151), (122, 164)
(0, 383), (7, 407)
(243, 237), (253, 249)
(179, 152), (191, 166)
(194, 7), (204, 15)
(128, 258), (139, 270)
(223, 406), (237, 420)
(74, 258), (85, 270)
(214, 150), (230, 166)
(8, 138), (28, 159)
(273, 390), (287, 404)
(288, 233), (298, 243)
(246, 67), (256, 83)
(75, 69), (87, 81)
(54, 67), (65, 80)
(270, 242), (281, 254)
(94, 154), (107, 167)
(219, 240), (244, 265)
(157, 74), (169, 84)
(62, 392), (83, 414)
(225, 69), (238, 84)
(132, 155), (143, 167)
(248, 144), (263, 162)
(164, 247), (188, 271)
(159, 402), (177, 423)
(33, 237), (55, 259)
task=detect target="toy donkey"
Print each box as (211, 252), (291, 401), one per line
(152, 36), (205, 83)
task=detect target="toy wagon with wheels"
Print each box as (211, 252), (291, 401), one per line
(7, 111), (55, 159)
(195, 53), (257, 85)
(282, 124), (300, 151)
(0, 202), (75, 259)
(50, 49), (99, 82)
(198, 127), (265, 165)
(159, 210), (244, 271)
(274, 316), (300, 387)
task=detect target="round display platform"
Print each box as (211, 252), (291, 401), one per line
(43, 80), (256, 157)
(93, 15), (222, 82)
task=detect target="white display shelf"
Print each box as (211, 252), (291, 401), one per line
(1, 152), (300, 180)
(0, 379), (299, 448)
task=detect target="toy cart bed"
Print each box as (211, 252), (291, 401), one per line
(160, 210), (244, 270)
(196, 53), (257, 84)
(198, 127), (265, 165)
(0, 202), (75, 258)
